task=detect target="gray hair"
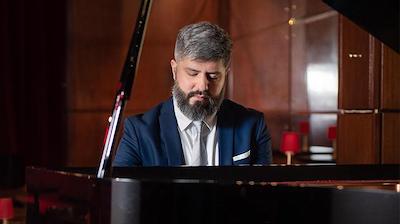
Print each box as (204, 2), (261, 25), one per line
(174, 22), (232, 66)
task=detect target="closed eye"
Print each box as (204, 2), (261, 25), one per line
(207, 73), (220, 80)
(186, 68), (199, 76)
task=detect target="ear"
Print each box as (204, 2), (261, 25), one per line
(170, 59), (177, 80)
(225, 59), (232, 74)
(226, 66), (231, 75)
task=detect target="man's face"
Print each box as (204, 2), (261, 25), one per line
(171, 57), (228, 120)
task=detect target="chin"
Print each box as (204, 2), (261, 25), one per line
(190, 98), (208, 106)
(189, 100), (201, 106)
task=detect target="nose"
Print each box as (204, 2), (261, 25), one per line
(196, 73), (209, 92)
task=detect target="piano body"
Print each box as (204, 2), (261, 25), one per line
(26, 165), (399, 224)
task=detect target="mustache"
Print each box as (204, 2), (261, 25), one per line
(187, 90), (210, 98)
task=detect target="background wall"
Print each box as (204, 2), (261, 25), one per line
(0, 0), (68, 168)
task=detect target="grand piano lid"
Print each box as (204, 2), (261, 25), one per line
(323, 0), (399, 53)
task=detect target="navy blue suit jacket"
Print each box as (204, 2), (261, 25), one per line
(113, 98), (272, 166)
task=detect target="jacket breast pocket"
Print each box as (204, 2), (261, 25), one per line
(232, 150), (251, 165)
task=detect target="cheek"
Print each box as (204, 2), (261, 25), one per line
(209, 82), (223, 96)
(212, 76), (227, 94)
(176, 76), (193, 93)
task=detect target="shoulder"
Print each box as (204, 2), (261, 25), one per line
(219, 99), (264, 119)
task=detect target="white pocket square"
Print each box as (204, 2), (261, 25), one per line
(233, 150), (251, 162)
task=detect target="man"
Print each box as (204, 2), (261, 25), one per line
(113, 22), (272, 166)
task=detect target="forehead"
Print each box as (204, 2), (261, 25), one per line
(177, 57), (226, 71)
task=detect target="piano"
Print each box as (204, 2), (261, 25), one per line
(24, 1), (399, 224)
(26, 165), (399, 224)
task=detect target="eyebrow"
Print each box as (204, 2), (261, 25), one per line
(185, 68), (200, 73)
(185, 68), (221, 74)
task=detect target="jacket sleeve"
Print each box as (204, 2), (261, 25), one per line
(253, 113), (272, 165)
(113, 118), (142, 167)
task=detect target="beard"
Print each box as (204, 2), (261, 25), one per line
(172, 82), (225, 121)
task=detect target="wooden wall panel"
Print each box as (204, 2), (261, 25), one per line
(300, 0), (331, 16)
(380, 45), (400, 164)
(230, 0), (289, 111)
(231, 26), (290, 150)
(381, 113), (400, 164)
(67, 113), (108, 166)
(229, 0), (290, 151)
(290, 21), (308, 113)
(381, 46), (400, 110)
(230, 25), (289, 111)
(339, 16), (380, 109)
(67, 0), (136, 110)
(338, 16), (400, 164)
(229, 0), (288, 38)
(337, 113), (380, 164)
(66, 0), (136, 166)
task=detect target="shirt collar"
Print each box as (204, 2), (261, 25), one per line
(173, 97), (217, 132)
(173, 97), (192, 131)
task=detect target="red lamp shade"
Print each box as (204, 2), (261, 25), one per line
(0, 198), (14, 220)
(299, 121), (310, 134)
(280, 131), (300, 153)
(327, 126), (337, 140)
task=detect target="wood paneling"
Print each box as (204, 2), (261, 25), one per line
(231, 24), (289, 111)
(67, 0), (138, 110)
(230, 0), (289, 38)
(66, 0), (137, 166)
(300, 0), (331, 16)
(337, 113), (380, 164)
(229, 1), (290, 111)
(338, 16), (399, 164)
(291, 14), (338, 112)
(67, 113), (110, 166)
(381, 46), (400, 110)
(339, 16), (380, 109)
(229, 0), (290, 152)
(381, 113), (400, 164)
(380, 46), (400, 164)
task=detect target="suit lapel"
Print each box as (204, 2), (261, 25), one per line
(159, 98), (185, 166)
(217, 100), (234, 165)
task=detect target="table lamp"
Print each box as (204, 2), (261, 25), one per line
(280, 131), (300, 165)
(327, 126), (337, 160)
(299, 121), (310, 152)
(0, 198), (14, 224)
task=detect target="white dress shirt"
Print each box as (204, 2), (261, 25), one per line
(173, 98), (219, 166)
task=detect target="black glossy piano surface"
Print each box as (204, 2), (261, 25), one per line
(26, 165), (400, 224)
